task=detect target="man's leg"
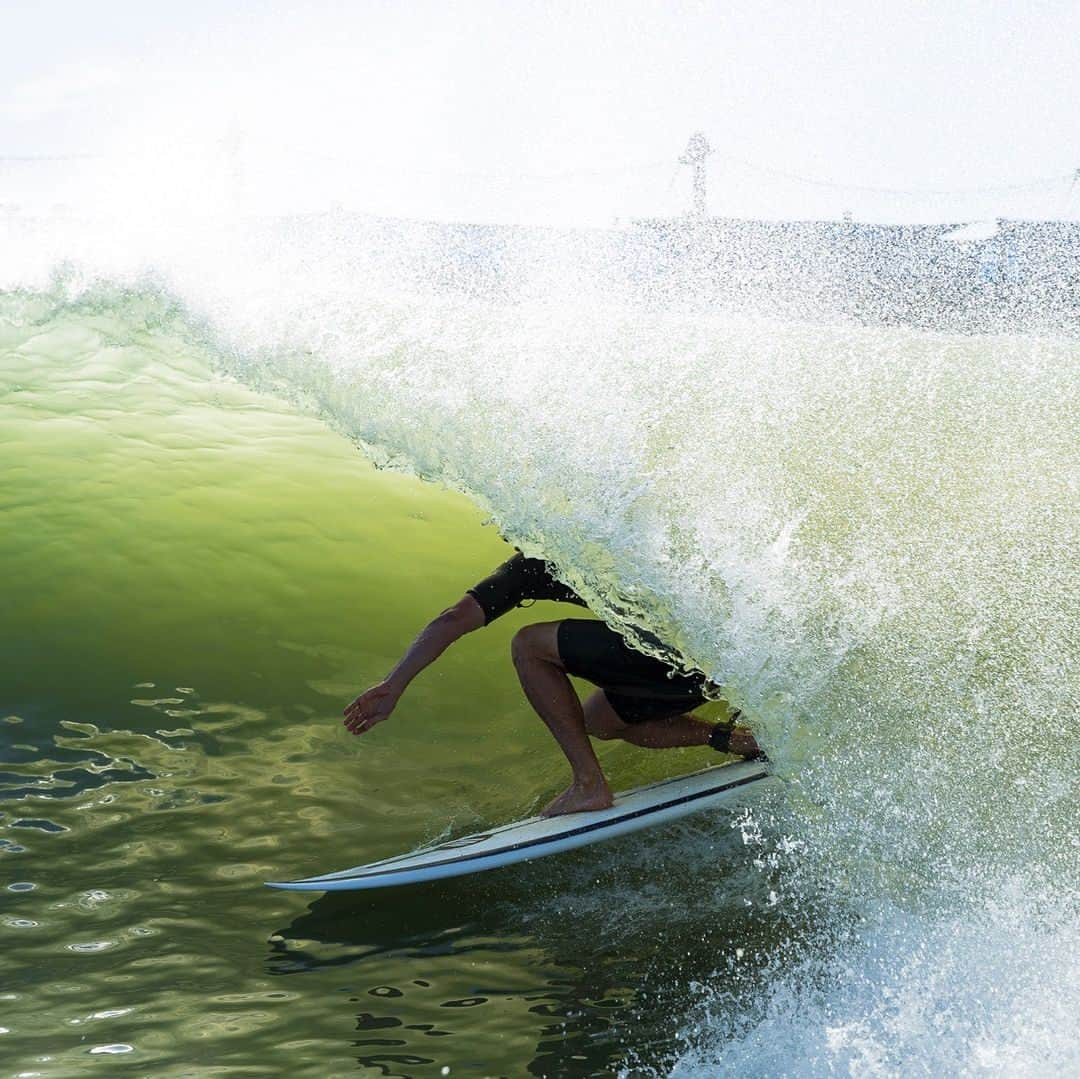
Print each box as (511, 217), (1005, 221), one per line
(511, 622), (614, 816)
(584, 692), (760, 755)
(583, 691), (714, 748)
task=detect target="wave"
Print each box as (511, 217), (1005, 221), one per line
(3, 212), (1077, 1074)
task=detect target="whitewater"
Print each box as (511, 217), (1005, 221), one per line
(2, 209), (1078, 1075)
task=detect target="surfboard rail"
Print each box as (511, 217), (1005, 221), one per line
(266, 760), (779, 892)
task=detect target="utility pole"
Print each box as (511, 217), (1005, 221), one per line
(679, 132), (712, 218)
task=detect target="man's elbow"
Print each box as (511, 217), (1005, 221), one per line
(436, 595), (486, 635)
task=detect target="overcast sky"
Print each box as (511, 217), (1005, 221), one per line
(2, 1), (1079, 224)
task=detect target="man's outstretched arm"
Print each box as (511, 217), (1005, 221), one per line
(343, 595), (486, 736)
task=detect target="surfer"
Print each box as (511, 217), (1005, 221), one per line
(343, 552), (761, 816)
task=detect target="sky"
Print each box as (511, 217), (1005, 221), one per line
(1, 0), (1079, 224)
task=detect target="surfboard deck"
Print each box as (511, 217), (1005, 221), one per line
(266, 760), (778, 892)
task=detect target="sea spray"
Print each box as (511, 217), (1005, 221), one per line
(3, 212), (1077, 1073)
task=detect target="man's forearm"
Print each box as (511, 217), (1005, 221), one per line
(384, 599), (484, 694)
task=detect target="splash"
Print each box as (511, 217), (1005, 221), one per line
(2, 209), (1078, 1073)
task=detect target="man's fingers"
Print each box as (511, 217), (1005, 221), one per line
(342, 686), (395, 733)
(343, 688), (389, 717)
(345, 711), (386, 734)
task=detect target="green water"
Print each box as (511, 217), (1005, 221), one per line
(1, 301), (768, 1076)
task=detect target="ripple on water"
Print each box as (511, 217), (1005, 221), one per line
(76, 889), (116, 910)
(10, 820), (66, 833)
(68, 1008), (133, 1025)
(66, 940), (115, 953)
(209, 991), (299, 1004)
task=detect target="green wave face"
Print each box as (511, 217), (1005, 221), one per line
(1, 227), (1077, 1075)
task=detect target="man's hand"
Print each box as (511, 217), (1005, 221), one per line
(343, 681), (401, 736)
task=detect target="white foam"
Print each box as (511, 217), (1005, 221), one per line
(3, 210), (1077, 1071)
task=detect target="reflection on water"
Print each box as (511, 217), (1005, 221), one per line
(2, 687), (783, 1076)
(0, 312), (789, 1076)
(267, 844), (790, 1078)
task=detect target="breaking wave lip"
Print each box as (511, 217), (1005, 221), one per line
(3, 212), (1078, 1074)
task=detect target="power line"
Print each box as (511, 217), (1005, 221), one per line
(299, 151), (672, 183)
(2, 141), (1076, 211)
(714, 153), (1075, 198)
(0, 154), (100, 163)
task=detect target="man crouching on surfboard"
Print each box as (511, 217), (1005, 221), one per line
(343, 552), (761, 817)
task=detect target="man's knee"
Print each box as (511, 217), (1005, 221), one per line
(510, 622), (563, 669)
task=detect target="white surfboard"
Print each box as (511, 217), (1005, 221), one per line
(266, 760), (778, 892)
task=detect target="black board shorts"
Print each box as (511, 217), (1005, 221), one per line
(556, 619), (710, 724)
(468, 554), (711, 724)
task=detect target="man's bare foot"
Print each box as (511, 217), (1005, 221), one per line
(541, 778), (614, 817)
(728, 726), (762, 758)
